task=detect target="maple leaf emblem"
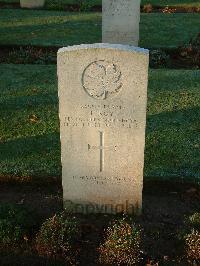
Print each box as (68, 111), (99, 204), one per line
(82, 60), (122, 100)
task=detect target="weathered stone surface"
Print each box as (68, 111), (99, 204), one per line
(102, 0), (141, 46)
(20, 0), (45, 8)
(58, 43), (149, 214)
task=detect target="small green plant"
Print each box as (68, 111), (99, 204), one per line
(98, 217), (142, 265)
(188, 212), (200, 230)
(77, 0), (92, 12)
(180, 212), (200, 236)
(179, 33), (200, 68)
(150, 49), (170, 68)
(8, 46), (56, 64)
(36, 212), (80, 264)
(0, 204), (35, 248)
(9, 47), (33, 64)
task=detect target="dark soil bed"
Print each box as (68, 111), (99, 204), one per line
(0, 2), (199, 13)
(0, 45), (199, 69)
(143, 5), (200, 13)
(0, 180), (199, 265)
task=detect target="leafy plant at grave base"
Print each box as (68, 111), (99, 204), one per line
(185, 230), (200, 263)
(149, 49), (170, 68)
(8, 47), (56, 64)
(162, 5), (176, 13)
(188, 213), (200, 230)
(179, 212), (200, 238)
(98, 217), (142, 265)
(8, 47), (33, 64)
(177, 213), (200, 264)
(77, 0), (92, 12)
(143, 3), (153, 13)
(178, 33), (200, 68)
(0, 204), (36, 248)
(44, 1), (65, 11)
(36, 212), (80, 264)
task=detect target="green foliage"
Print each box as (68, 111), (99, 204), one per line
(0, 204), (35, 247)
(179, 33), (200, 68)
(8, 47), (56, 64)
(36, 212), (80, 263)
(150, 49), (170, 67)
(188, 212), (200, 230)
(77, 0), (93, 12)
(98, 218), (142, 265)
(181, 212), (200, 236)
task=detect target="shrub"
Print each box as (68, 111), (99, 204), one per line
(179, 33), (200, 68)
(143, 4), (153, 13)
(0, 204), (35, 248)
(149, 49), (170, 68)
(178, 213), (200, 264)
(98, 218), (142, 265)
(8, 46), (56, 64)
(188, 213), (200, 231)
(78, 0), (92, 12)
(36, 212), (80, 264)
(185, 229), (200, 263)
(186, 213), (200, 263)
(179, 212), (200, 238)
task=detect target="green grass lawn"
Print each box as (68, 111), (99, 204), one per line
(142, 0), (200, 7)
(1, 0), (200, 8)
(0, 9), (199, 48)
(0, 64), (199, 182)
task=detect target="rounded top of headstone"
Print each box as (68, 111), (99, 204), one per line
(58, 43), (149, 55)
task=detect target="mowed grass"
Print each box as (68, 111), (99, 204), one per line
(1, 0), (200, 8)
(142, 0), (200, 7)
(0, 64), (199, 182)
(0, 10), (101, 47)
(0, 9), (199, 48)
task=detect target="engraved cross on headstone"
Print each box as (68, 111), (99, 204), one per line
(88, 131), (117, 172)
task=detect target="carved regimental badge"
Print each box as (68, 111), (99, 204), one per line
(82, 60), (122, 100)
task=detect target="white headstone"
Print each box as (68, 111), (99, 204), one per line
(20, 0), (45, 8)
(58, 43), (149, 214)
(102, 0), (141, 46)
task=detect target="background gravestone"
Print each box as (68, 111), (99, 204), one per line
(102, 0), (141, 46)
(58, 43), (149, 214)
(20, 0), (45, 8)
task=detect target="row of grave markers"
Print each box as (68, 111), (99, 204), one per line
(58, 0), (149, 214)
